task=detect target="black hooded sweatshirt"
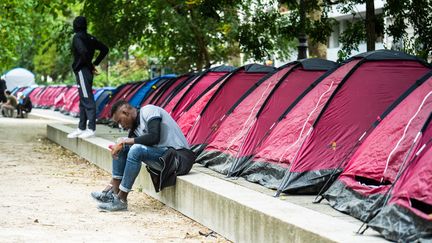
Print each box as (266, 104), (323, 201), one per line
(72, 16), (109, 72)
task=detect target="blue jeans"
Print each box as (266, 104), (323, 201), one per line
(112, 144), (167, 193)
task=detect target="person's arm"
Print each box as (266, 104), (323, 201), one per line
(92, 38), (109, 67)
(73, 35), (93, 70)
(129, 118), (161, 146)
(111, 118), (161, 156)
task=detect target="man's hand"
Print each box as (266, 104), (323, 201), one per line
(92, 65), (100, 75)
(111, 142), (123, 158)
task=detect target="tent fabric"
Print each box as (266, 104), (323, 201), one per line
(68, 89), (97, 117)
(62, 89), (80, 115)
(53, 86), (73, 110)
(58, 86), (78, 112)
(97, 82), (141, 120)
(163, 66), (235, 115)
(141, 79), (172, 107)
(194, 63), (297, 173)
(141, 76), (184, 107)
(324, 71), (432, 220)
(95, 87), (115, 118)
(28, 86), (46, 107)
(195, 59), (336, 174)
(176, 81), (225, 136)
(278, 53), (430, 194)
(160, 74), (198, 108)
(169, 67), (235, 120)
(149, 75), (192, 106)
(368, 118), (432, 242)
(186, 64), (276, 148)
(233, 59), (360, 189)
(352, 49), (428, 62)
(129, 75), (176, 108)
(161, 67), (234, 110)
(22, 86), (37, 97)
(176, 64), (273, 139)
(2, 68), (36, 91)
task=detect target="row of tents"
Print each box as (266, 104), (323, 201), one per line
(14, 50), (431, 241)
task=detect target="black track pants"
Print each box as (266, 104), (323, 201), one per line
(74, 66), (96, 131)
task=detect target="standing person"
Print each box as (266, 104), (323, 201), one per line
(1, 90), (17, 117)
(0, 79), (7, 103)
(92, 100), (196, 211)
(67, 16), (109, 139)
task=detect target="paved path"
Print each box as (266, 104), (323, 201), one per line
(0, 117), (228, 242)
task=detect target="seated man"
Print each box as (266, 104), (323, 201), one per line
(92, 100), (195, 211)
(16, 92), (33, 118)
(1, 90), (17, 117)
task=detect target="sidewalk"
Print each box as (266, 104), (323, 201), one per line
(0, 117), (228, 242)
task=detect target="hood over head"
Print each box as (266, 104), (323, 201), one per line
(73, 16), (87, 33)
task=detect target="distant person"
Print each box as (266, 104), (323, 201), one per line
(67, 16), (109, 139)
(1, 90), (17, 117)
(16, 92), (32, 118)
(92, 100), (196, 211)
(0, 79), (7, 103)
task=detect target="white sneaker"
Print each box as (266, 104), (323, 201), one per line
(78, 129), (95, 138)
(67, 129), (85, 138)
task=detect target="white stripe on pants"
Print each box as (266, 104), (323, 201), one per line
(78, 70), (88, 98)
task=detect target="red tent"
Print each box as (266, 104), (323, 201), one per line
(276, 50), (430, 194)
(61, 89), (80, 115)
(166, 66), (235, 120)
(368, 114), (432, 242)
(194, 59), (336, 174)
(31, 86), (48, 107)
(324, 71), (432, 220)
(141, 75), (191, 107)
(53, 86), (74, 111)
(28, 86), (45, 106)
(59, 86), (78, 112)
(229, 58), (362, 188)
(38, 86), (59, 108)
(185, 64), (276, 150)
(68, 89), (97, 117)
(176, 64), (274, 138)
(97, 82), (142, 120)
(176, 79), (226, 136)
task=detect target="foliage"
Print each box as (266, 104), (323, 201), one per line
(93, 58), (149, 88)
(0, 0), (79, 83)
(2, 0), (430, 87)
(385, 0), (432, 60)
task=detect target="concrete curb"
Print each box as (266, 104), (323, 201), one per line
(47, 123), (385, 243)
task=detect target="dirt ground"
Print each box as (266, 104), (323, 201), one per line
(0, 118), (229, 242)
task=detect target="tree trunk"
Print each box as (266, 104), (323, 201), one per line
(124, 49), (129, 60)
(365, 0), (375, 51)
(308, 0), (327, 58)
(190, 10), (209, 70)
(309, 43), (327, 58)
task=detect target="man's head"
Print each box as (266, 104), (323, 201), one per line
(73, 16), (87, 33)
(111, 100), (137, 130)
